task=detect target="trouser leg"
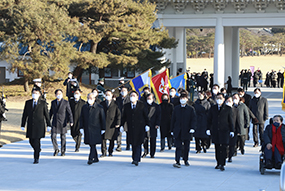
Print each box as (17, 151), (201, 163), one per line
(253, 124), (258, 144)
(195, 138), (201, 151)
(264, 146), (273, 163)
(108, 140), (115, 155)
(175, 138), (182, 163)
(132, 144), (141, 162)
(60, 133), (66, 153)
(116, 132), (122, 149)
(239, 135), (245, 153)
(274, 147), (282, 164)
(75, 133), (82, 150)
(161, 137), (165, 150)
(259, 123), (264, 145)
(167, 135), (172, 149)
(143, 136), (149, 154)
(89, 144), (98, 161)
(101, 139), (107, 154)
(220, 144), (227, 166)
(183, 140), (190, 162)
(150, 137), (156, 157)
(126, 132), (130, 149)
(29, 138), (41, 159)
(215, 144), (220, 165)
(51, 131), (58, 151)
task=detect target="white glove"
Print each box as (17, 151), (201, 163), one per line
(111, 89), (115, 93)
(101, 130), (105, 135)
(120, 126), (124, 133)
(189, 129), (195, 133)
(206, 130), (210, 136)
(145, 125), (150, 132)
(47, 126), (51, 132)
(21, 127), (25, 131)
(80, 129), (84, 134)
(230, 132), (234, 138)
(171, 132), (174, 136)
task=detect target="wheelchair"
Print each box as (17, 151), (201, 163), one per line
(259, 151), (284, 175)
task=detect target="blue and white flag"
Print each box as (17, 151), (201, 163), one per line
(170, 73), (187, 90)
(130, 69), (152, 98)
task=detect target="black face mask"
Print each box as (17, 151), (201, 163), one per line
(273, 122), (280, 128)
(162, 99), (168, 104)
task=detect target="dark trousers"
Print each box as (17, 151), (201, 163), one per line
(51, 132), (66, 153)
(143, 137), (156, 157)
(253, 123), (264, 145)
(29, 138), (41, 160)
(116, 132), (122, 149)
(72, 133), (82, 150)
(132, 144), (142, 162)
(237, 135), (246, 153)
(88, 144), (98, 161)
(102, 139), (115, 155)
(161, 136), (172, 150)
(126, 132), (130, 149)
(264, 146), (282, 165)
(215, 144), (227, 166)
(195, 137), (208, 151)
(175, 138), (190, 163)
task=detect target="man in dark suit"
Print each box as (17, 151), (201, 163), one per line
(169, 87), (180, 107)
(237, 88), (251, 107)
(80, 93), (106, 165)
(21, 88), (51, 164)
(249, 88), (268, 147)
(63, 72), (79, 99)
(142, 93), (161, 158)
(207, 93), (234, 171)
(115, 86), (130, 151)
(121, 90), (150, 166)
(100, 90), (121, 157)
(171, 92), (197, 168)
(50, 89), (73, 156)
(69, 89), (85, 152)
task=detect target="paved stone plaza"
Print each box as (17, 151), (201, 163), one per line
(0, 87), (282, 191)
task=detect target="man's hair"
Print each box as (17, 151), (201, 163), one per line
(170, 87), (176, 91)
(254, 88), (261, 93)
(237, 88), (244, 93)
(273, 115), (283, 122)
(130, 90), (139, 96)
(146, 93), (154, 99)
(213, 84), (220, 88)
(105, 89), (113, 94)
(55, 89), (63, 94)
(143, 87), (150, 92)
(217, 92), (224, 98)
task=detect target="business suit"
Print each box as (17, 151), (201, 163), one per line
(121, 101), (149, 164)
(101, 100), (121, 156)
(171, 104), (197, 163)
(249, 96), (268, 145)
(115, 95), (130, 150)
(21, 99), (51, 161)
(208, 104), (234, 167)
(143, 102), (161, 157)
(80, 103), (106, 163)
(50, 99), (73, 154)
(69, 98), (86, 151)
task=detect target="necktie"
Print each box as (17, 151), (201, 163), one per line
(33, 101), (37, 108)
(132, 104), (136, 109)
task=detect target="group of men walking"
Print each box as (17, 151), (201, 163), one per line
(20, 74), (268, 171)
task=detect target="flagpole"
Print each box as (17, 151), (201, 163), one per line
(112, 67), (153, 91)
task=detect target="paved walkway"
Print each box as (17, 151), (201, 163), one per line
(0, 87), (283, 191)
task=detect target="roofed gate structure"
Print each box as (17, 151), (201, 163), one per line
(152, 0), (285, 87)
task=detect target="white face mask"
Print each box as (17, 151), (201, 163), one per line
(93, 91), (98, 97)
(56, 95), (63, 100)
(169, 91), (175, 97)
(68, 74), (72, 79)
(216, 99), (223, 105)
(130, 96), (137, 103)
(233, 99), (239, 105)
(180, 99), (187, 105)
(74, 94), (80, 100)
(198, 95), (204, 100)
(226, 102), (233, 107)
(100, 82), (104, 85)
(36, 83), (42, 87)
(212, 89), (218, 95)
(2, 99), (6, 104)
(88, 99), (94, 105)
(254, 93), (261, 98)
(105, 95), (112, 101)
(32, 93), (39, 100)
(121, 91), (127, 97)
(147, 99), (153, 105)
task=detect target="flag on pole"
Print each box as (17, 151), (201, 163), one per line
(282, 69), (285, 111)
(170, 72), (187, 91)
(129, 69), (152, 99)
(151, 69), (170, 104)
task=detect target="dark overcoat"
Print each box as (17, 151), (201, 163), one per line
(146, 102), (161, 138)
(171, 104), (197, 141)
(49, 99), (73, 134)
(249, 96), (268, 124)
(121, 101), (149, 146)
(80, 103), (106, 145)
(159, 102), (174, 138)
(69, 98), (86, 137)
(115, 95), (130, 130)
(101, 100), (121, 140)
(207, 104), (234, 145)
(193, 99), (211, 139)
(21, 99), (51, 139)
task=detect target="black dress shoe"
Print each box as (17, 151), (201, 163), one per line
(75, 149), (79, 152)
(33, 159), (39, 164)
(168, 147), (172, 150)
(109, 153), (113, 157)
(53, 149), (59, 156)
(215, 165), (221, 169)
(220, 166), (225, 171)
(150, 155), (155, 158)
(173, 162), (181, 168)
(116, 147), (122, 152)
(265, 161), (273, 169)
(184, 161), (190, 166)
(241, 149), (245, 155)
(87, 160), (93, 165)
(196, 150), (201, 154)
(228, 158), (232, 163)
(61, 153), (65, 156)
(160, 149), (164, 152)
(142, 153), (148, 158)
(276, 162), (282, 169)
(100, 153), (107, 158)
(93, 158), (99, 163)
(203, 148), (207, 153)
(253, 144), (258, 147)
(133, 161), (139, 166)
(126, 146), (130, 150)
(131, 161), (135, 164)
